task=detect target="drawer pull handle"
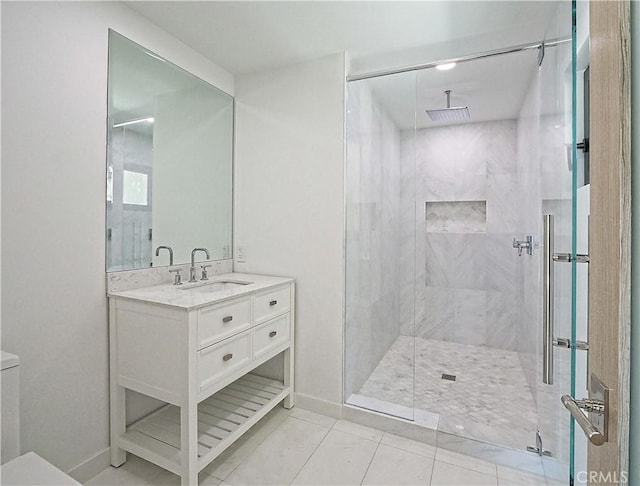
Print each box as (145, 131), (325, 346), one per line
(222, 316), (233, 323)
(222, 353), (233, 362)
(269, 300), (278, 306)
(269, 331), (277, 338)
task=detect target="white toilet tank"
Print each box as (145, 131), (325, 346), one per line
(1, 351), (20, 464)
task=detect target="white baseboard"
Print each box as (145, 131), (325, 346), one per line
(66, 447), (111, 484)
(294, 392), (343, 418)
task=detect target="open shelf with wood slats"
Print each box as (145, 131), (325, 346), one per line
(118, 374), (289, 475)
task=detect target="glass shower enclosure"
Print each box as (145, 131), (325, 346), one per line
(344, 1), (585, 482)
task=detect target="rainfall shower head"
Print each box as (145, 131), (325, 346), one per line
(426, 90), (470, 122)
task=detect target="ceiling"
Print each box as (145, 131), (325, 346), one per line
(123, 1), (570, 127)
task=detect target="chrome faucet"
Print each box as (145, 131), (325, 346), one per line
(190, 248), (210, 282)
(155, 245), (173, 265)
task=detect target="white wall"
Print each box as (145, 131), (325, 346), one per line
(1, 1), (233, 476)
(234, 53), (346, 409)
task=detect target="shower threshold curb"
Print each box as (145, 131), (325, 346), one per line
(342, 402), (566, 483)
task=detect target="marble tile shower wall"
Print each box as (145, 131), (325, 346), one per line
(345, 82), (403, 398)
(399, 120), (519, 352)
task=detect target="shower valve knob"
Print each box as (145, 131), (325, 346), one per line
(512, 235), (533, 256)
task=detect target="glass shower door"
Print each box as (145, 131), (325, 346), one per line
(532, 1), (588, 483)
(572, 0), (591, 482)
(344, 70), (417, 421)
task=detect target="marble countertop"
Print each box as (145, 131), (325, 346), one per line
(107, 272), (293, 311)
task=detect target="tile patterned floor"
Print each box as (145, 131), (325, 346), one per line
(355, 336), (538, 451)
(86, 406), (562, 485)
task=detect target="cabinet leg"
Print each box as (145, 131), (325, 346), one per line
(109, 301), (126, 467)
(180, 470), (198, 486)
(180, 402), (198, 485)
(109, 384), (126, 466)
(284, 394), (295, 409)
(284, 348), (295, 409)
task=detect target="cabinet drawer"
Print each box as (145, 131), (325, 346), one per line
(254, 286), (290, 323)
(198, 331), (252, 391)
(198, 298), (251, 349)
(253, 315), (290, 360)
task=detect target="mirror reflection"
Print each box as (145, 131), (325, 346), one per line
(106, 31), (233, 272)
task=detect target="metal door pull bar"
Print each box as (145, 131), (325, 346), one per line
(543, 215), (554, 384)
(542, 214), (589, 386)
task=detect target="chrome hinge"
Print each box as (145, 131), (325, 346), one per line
(553, 252), (589, 263)
(553, 337), (589, 351)
(526, 446), (552, 457)
(527, 430), (552, 457)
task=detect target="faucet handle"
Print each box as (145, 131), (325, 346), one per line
(169, 268), (183, 286)
(201, 264), (212, 281)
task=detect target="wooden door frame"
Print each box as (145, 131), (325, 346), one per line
(588, 0), (631, 481)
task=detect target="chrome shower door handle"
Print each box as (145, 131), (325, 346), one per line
(561, 374), (610, 446)
(561, 395), (607, 445)
(543, 214), (554, 385)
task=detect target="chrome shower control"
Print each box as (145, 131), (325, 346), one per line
(512, 235), (533, 256)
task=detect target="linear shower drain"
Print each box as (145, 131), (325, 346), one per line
(441, 373), (456, 382)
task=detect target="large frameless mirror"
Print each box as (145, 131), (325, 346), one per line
(106, 30), (233, 272)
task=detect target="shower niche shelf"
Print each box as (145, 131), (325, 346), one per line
(426, 200), (486, 233)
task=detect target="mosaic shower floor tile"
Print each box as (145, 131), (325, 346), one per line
(355, 336), (538, 451)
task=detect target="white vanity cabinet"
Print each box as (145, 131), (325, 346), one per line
(108, 274), (294, 485)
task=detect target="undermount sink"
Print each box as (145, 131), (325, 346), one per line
(180, 280), (252, 293)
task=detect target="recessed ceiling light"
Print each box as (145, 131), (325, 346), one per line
(435, 62), (456, 71)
